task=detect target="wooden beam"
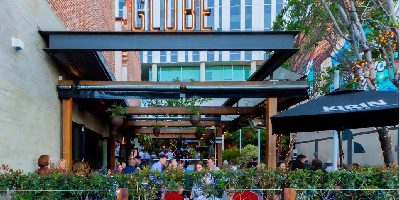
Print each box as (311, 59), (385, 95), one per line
(216, 126), (223, 167)
(62, 98), (73, 171)
(127, 120), (221, 127)
(126, 106), (262, 115)
(266, 98), (277, 169)
(137, 128), (214, 134)
(137, 134), (199, 139)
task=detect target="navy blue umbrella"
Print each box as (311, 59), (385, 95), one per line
(271, 90), (399, 134)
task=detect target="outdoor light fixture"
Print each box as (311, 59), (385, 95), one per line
(11, 37), (24, 51)
(248, 117), (266, 129)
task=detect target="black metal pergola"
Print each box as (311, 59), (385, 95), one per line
(40, 30), (306, 169)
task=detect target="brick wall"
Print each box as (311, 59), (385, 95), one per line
(47, 0), (115, 72)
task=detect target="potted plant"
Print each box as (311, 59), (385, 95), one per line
(195, 125), (206, 139)
(152, 125), (161, 137)
(106, 104), (128, 128)
(242, 126), (255, 139)
(188, 104), (201, 126)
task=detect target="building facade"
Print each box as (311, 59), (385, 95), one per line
(118, 0), (285, 82)
(0, 0), (141, 172)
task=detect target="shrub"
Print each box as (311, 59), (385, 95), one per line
(240, 144), (258, 164)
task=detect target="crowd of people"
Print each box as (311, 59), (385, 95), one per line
(32, 152), (350, 200)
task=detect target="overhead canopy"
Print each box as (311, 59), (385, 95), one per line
(271, 90), (399, 134)
(39, 31), (298, 51)
(57, 80), (308, 99)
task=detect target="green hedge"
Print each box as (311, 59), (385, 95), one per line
(0, 167), (398, 199)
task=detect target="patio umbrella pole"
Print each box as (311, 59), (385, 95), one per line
(338, 130), (344, 168)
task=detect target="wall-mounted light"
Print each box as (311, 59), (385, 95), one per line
(11, 37), (24, 51)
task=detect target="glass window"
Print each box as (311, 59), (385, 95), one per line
(219, 0), (222, 30)
(245, 5), (252, 30)
(140, 51), (144, 63)
(182, 66), (200, 81)
(207, 0), (214, 29)
(264, 0), (271, 30)
(148, 51), (152, 63)
(118, 0), (125, 17)
(244, 66), (251, 79)
(245, 51), (252, 61)
(193, 51), (199, 62)
(160, 51), (167, 63)
(230, 1), (240, 30)
(230, 51), (241, 61)
(206, 66), (223, 81)
(160, 0), (165, 31)
(148, 68), (152, 81)
(207, 51), (214, 61)
(233, 66), (244, 80)
(158, 66), (181, 81)
(276, 0), (284, 15)
(196, 0), (200, 30)
(171, 51), (177, 63)
(223, 66), (233, 80)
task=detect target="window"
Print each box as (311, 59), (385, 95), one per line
(207, 51), (214, 61)
(160, 51), (167, 63)
(207, 0), (214, 29)
(230, 51), (241, 61)
(158, 66), (181, 81)
(230, 1), (240, 30)
(118, 0), (125, 17)
(219, 0), (222, 31)
(244, 66), (251, 79)
(276, 0), (284, 15)
(171, 51), (177, 63)
(264, 0), (271, 30)
(182, 66), (200, 81)
(233, 66), (244, 80)
(147, 51), (152, 63)
(245, 2), (252, 30)
(245, 51), (252, 61)
(206, 66), (223, 81)
(223, 66), (233, 80)
(148, 68), (152, 81)
(193, 51), (199, 62)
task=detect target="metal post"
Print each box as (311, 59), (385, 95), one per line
(338, 131), (344, 168)
(222, 134), (225, 151)
(258, 129), (261, 163)
(332, 70), (340, 171)
(239, 129), (242, 153)
(314, 141), (318, 159)
(347, 133), (353, 166)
